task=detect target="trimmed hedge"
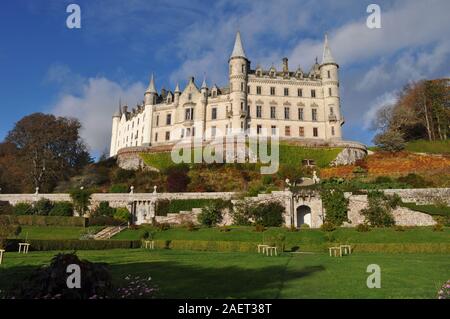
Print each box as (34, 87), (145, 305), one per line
(156, 199), (229, 216)
(0, 215), (86, 227)
(5, 239), (141, 252)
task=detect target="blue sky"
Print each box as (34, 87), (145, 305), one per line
(1, 0), (449, 157)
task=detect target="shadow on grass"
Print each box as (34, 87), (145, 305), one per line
(0, 260), (325, 299)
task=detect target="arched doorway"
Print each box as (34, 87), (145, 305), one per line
(296, 205), (311, 228)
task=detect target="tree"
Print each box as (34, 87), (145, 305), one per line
(5, 113), (92, 192)
(361, 191), (396, 227)
(70, 188), (92, 216)
(321, 189), (349, 226)
(373, 130), (405, 153)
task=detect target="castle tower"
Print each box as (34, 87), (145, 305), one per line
(110, 103), (122, 157)
(144, 74), (157, 106)
(174, 83), (181, 106)
(200, 77), (208, 139)
(228, 31), (249, 135)
(319, 34), (342, 140)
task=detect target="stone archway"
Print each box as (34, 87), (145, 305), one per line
(296, 205), (311, 228)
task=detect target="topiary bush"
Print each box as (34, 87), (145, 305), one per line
(197, 200), (231, 227)
(49, 202), (74, 217)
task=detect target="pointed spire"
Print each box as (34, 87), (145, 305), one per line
(201, 75), (208, 89)
(146, 74), (157, 94)
(230, 31), (247, 59)
(174, 83), (181, 93)
(321, 33), (336, 65)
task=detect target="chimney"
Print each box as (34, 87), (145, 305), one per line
(122, 105), (128, 113)
(282, 57), (289, 73)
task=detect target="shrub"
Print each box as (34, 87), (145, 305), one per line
(0, 224), (22, 249)
(300, 224), (310, 229)
(356, 223), (371, 232)
(165, 164), (190, 192)
(197, 200), (229, 227)
(321, 189), (349, 226)
(184, 221), (197, 231)
(13, 202), (34, 216)
(141, 231), (151, 240)
(287, 225), (298, 232)
(374, 176), (393, 184)
(0, 215), (86, 227)
(113, 169), (135, 183)
(157, 222), (171, 231)
(252, 201), (285, 227)
(320, 222), (336, 232)
(277, 164), (304, 185)
(361, 191), (396, 227)
(231, 201), (253, 226)
(397, 173), (431, 188)
(92, 201), (115, 217)
(394, 225), (406, 232)
(218, 226), (231, 232)
(49, 202), (74, 217)
(113, 207), (131, 223)
(433, 223), (444, 232)
(0, 201), (13, 215)
(109, 184), (129, 193)
(9, 252), (113, 299)
(34, 198), (54, 216)
(373, 130), (405, 152)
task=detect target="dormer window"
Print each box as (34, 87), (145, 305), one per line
(256, 68), (262, 77)
(269, 68), (276, 77)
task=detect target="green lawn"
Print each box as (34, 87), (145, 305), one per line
(0, 249), (447, 298)
(140, 144), (342, 170)
(13, 226), (103, 240)
(405, 139), (450, 154)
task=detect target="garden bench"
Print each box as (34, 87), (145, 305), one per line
(257, 244), (269, 254)
(329, 246), (342, 257)
(0, 249), (4, 265)
(143, 240), (155, 250)
(340, 245), (352, 255)
(265, 246), (278, 256)
(18, 243), (30, 254)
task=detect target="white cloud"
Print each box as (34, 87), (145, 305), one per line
(50, 73), (145, 155)
(363, 91), (398, 130)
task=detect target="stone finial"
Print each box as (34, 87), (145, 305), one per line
(130, 186), (134, 194)
(35, 187), (39, 195)
(153, 185), (157, 194)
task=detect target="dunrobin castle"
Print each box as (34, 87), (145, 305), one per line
(110, 32), (345, 157)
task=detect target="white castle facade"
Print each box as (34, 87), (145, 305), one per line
(110, 32), (344, 157)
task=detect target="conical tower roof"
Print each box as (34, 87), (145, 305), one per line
(146, 74), (157, 94)
(230, 31), (247, 59)
(321, 34), (336, 65)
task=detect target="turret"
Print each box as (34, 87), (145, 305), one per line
(110, 103), (122, 157)
(144, 74), (157, 106)
(174, 83), (181, 106)
(229, 31), (249, 135)
(319, 34), (342, 140)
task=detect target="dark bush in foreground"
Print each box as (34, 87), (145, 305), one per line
(49, 202), (74, 216)
(10, 252), (113, 299)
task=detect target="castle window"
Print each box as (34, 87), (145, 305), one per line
(299, 126), (305, 137)
(181, 129), (184, 138)
(284, 88), (289, 96)
(186, 128), (191, 137)
(329, 87), (332, 96)
(271, 125), (277, 136)
(312, 109), (318, 121)
(257, 125), (262, 135)
(241, 82), (244, 92)
(212, 90), (217, 98)
(284, 107), (290, 120)
(156, 115), (159, 126)
(298, 108), (304, 120)
(270, 106), (276, 119)
(212, 107), (217, 120)
(155, 133), (158, 142)
(327, 70), (331, 78)
(185, 108), (194, 120)
(313, 127), (318, 137)
(241, 102), (244, 111)
(211, 126), (216, 137)
(330, 107), (334, 114)
(256, 86), (262, 95)
(311, 89), (316, 98)
(242, 64), (245, 73)
(331, 126), (335, 136)
(166, 114), (172, 125)
(137, 119), (140, 125)
(256, 105), (262, 118)
(247, 85), (250, 94)
(192, 127), (195, 136)
(298, 88), (303, 97)
(285, 126), (291, 136)
(135, 131), (139, 139)
(270, 87), (276, 96)
(165, 131), (170, 141)
(188, 93), (192, 101)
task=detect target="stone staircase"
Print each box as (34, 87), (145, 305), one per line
(94, 225), (128, 240)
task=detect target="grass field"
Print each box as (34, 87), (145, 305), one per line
(13, 226), (103, 240)
(405, 139), (450, 154)
(0, 249), (448, 298)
